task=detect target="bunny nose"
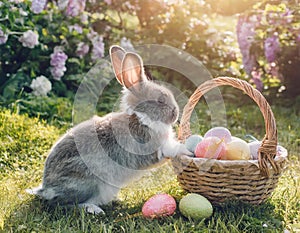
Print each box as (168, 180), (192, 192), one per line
(172, 107), (178, 119)
(172, 107), (177, 114)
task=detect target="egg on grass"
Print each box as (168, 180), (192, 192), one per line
(179, 193), (213, 220)
(142, 193), (176, 219)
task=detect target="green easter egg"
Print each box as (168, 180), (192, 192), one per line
(179, 193), (213, 220)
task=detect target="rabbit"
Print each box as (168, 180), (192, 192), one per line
(26, 45), (192, 215)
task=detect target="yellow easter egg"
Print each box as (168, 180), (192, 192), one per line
(225, 138), (251, 160)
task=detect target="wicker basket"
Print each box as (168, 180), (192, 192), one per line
(172, 77), (288, 205)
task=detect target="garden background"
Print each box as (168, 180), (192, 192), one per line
(0, 0), (299, 232)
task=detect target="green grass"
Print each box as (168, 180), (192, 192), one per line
(0, 100), (299, 233)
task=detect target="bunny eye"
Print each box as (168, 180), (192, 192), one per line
(158, 95), (166, 104)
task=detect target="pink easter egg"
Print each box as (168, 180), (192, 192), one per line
(194, 136), (226, 159)
(142, 193), (176, 219)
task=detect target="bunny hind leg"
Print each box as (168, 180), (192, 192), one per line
(40, 181), (99, 207)
(78, 203), (105, 215)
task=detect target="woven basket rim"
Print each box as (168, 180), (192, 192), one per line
(177, 148), (287, 166)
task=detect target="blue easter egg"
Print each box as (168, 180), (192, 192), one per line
(185, 135), (203, 153)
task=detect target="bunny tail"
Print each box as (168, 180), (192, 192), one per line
(26, 185), (43, 196)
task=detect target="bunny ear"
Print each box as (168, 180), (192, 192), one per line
(121, 52), (147, 89)
(109, 45), (126, 85)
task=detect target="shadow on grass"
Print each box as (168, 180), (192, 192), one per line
(212, 200), (284, 232)
(3, 194), (285, 233)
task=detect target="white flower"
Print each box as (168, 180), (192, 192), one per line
(80, 12), (89, 24)
(57, 0), (68, 10)
(19, 30), (39, 48)
(0, 28), (8, 45)
(31, 0), (47, 14)
(9, 0), (24, 3)
(30, 76), (52, 96)
(68, 24), (83, 34)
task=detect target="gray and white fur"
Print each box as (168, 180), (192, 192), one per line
(27, 46), (191, 214)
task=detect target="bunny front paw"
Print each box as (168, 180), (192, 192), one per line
(176, 144), (193, 157)
(161, 141), (193, 158)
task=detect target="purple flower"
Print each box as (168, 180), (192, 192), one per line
(50, 47), (68, 80)
(91, 36), (105, 61)
(80, 13), (89, 24)
(236, 15), (259, 75)
(68, 24), (83, 34)
(19, 30), (39, 48)
(31, 0), (47, 14)
(267, 63), (280, 79)
(87, 29), (98, 41)
(251, 70), (263, 92)
(296, 34), (300, 43)
(266, 11), (277, 25)
(50, 48), (68, 67)
(76, 42), (89, 58)
(66, 0), (86, 17)
(50, 66), (67, 80)
(264, 35), (280, 63)
(282, 9), (293, 24)
(104, 0), (112, 5)
(0, 28), (8, 45)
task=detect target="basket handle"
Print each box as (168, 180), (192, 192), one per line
(178, 77), (279, 177)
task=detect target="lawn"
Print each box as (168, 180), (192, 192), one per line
(0, 97), (299, 232)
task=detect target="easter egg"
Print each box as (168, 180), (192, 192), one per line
(179, 193), (213, 220)
(276, 145), (287, 157)
(248, 142), (287, 160)
(142, 193), (176, 219)
(194, 136), (226, 159)
(204, 127), (232, 143)
(248, 141), (261, 160)
(225, 138), (251, 160)
(230, 136), (246, 142)
(185, 135), (203, 153)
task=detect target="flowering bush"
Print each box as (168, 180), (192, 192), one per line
(0, 0), (115, 121)
(127, 0), (239, 78)
(0, 0), (239, 122)
(237, 1), (300, 96)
